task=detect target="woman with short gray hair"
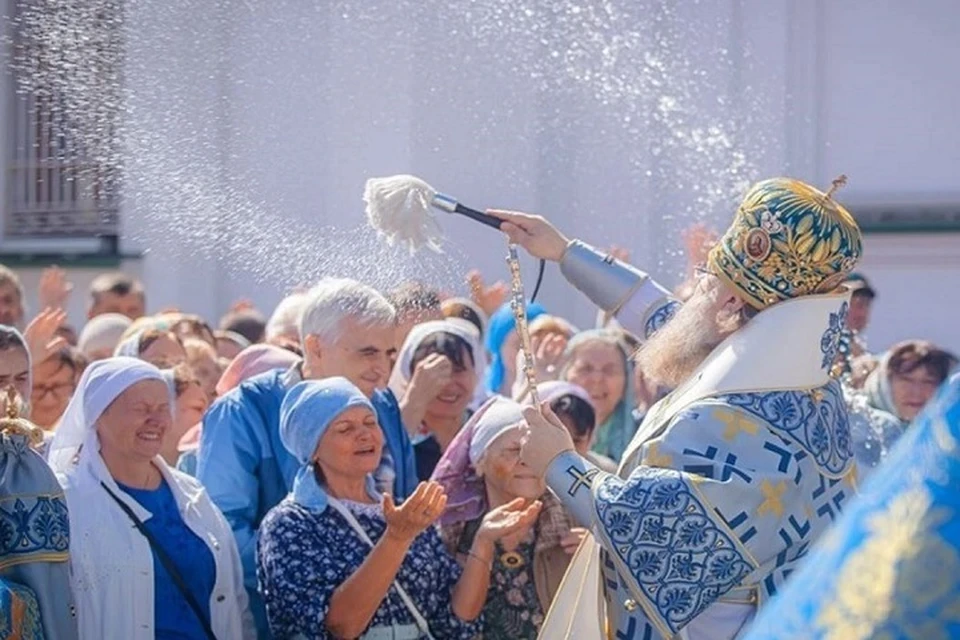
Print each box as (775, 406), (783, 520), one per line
(198, 277), (419, 638)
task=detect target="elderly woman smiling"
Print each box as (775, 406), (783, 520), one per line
(560, 329), (637, 460)
(47, 357), (252, 640)
(257, 378), (539, 640)
(432, 397), (583, 639)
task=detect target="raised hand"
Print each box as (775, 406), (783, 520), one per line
(681, 223), (719, 267)
(476, 497), (542, 543)
(24, 308), (68, 365)
(532, 332), (568, 380)
(409, 353), (453, 396)
(488, 209), (570, 263)
(38, 267), (72, 311)
(466, 270), (508, 317)
(402, 353), (454, 431)
(607, 245), (630, 263)
(383, 481), (448, 543)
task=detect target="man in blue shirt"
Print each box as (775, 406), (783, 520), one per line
(197, 278), (418, 638)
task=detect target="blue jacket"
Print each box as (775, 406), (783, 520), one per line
(196, 368), (418, 638)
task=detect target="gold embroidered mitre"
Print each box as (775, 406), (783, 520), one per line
(708, 177), (863, 310)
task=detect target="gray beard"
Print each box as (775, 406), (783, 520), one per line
(634, 299), (725, 389)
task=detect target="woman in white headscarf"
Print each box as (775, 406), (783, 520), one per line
(389, 320), (485, 480)
(48, 357), (253, 640)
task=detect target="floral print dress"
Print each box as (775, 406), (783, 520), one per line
(454, 521), (544, 639)
(257, 498), (482, 639)
(482, 539), (543, 639)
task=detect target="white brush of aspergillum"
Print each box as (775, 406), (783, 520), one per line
(363, 174), (503, 254)
(363, 175), (445, 253)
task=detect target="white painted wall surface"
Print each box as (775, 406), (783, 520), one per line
(3, 0), (959, 355)
(856, 233), (960, 354)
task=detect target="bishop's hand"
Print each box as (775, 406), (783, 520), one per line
(520, 402), (576, 478)
(488, 209), (570, 263)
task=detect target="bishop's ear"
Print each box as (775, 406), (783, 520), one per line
(715, 285), (751, 333)
(720, 291), (746, 316)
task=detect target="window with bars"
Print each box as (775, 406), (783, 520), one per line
(4, 0), (123, 250)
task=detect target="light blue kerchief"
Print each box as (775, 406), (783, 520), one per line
(280, 377), (376, 512)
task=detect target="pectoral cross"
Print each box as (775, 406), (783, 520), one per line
(566, 466), (599, 497)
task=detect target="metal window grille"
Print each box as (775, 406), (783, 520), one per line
(5, 0), (122, 243)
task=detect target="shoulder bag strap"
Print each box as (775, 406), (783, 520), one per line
(101, 481), (219, 640)
(327, 499), (438, 640)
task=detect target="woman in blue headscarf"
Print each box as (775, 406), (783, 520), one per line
(559, 329), (638, 461)
(484, 302), (545, 396)
(257, 378), (540, 639)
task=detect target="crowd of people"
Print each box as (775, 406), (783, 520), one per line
(0, 189), (957, 639)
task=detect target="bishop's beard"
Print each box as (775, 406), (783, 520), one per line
(634, 292), (731, 389)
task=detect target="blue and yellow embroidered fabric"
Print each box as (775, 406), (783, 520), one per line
(0, 579), (43, 640)
(552, 392), (856, 640)
(595, 469), (755, 633)
(0, 430), (76, 639)
(708, 178), (863, 310)
(744, 377), (960, 639)
(0, 435), (69, 571)
(719, 381), (853, 477)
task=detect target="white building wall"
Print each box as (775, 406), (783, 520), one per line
(5, 0), (960, 354)
(858, 233), (960, 354)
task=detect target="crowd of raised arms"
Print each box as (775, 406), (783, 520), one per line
(0, 203), (955, 640)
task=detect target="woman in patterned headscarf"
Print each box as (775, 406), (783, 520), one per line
(432, 397), (583, 639)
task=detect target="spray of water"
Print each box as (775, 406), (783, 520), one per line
(8, 0), (898, 463)
(844, 384), (903, 474)
(9, 0), (772, 294)
(418, 0), (768, 271)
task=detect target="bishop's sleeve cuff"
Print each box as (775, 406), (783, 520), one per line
(559, 240), (678, 339)
(545, 451), (607, 529)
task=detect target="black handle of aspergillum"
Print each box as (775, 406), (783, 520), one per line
(453, 203), (504, 230)
(454, 203), (547, 304)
